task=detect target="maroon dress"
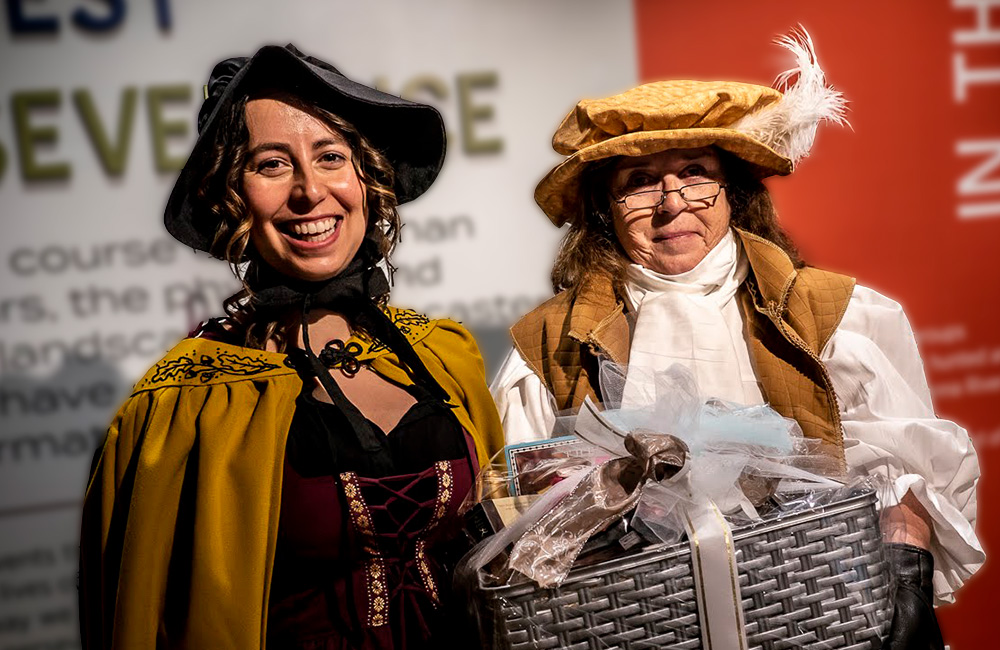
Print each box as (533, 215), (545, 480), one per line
(265, 382), (479, 650)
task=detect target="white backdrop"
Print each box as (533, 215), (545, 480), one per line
(0, 1), (637, 645)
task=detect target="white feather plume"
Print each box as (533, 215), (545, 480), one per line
(732, 27), (848, 166)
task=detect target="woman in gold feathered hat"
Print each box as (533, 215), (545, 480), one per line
(492, 29), (981, 649)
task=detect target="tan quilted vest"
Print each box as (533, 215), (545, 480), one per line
(510, 229), (855, 466)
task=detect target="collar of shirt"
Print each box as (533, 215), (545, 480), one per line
(623, 228), (748, 311)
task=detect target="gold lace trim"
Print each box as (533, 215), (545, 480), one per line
(415, 461), (454, 606)
(341, 472), (388, 627)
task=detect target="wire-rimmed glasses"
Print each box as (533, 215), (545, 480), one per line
(614, 181), (726, 211)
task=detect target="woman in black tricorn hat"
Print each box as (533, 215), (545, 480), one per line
(79, 44), (503, 650)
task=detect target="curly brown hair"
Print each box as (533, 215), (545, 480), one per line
(549, 148), (803, 299)
(191, 91), (401, 351)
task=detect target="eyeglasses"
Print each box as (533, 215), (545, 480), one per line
(614, 181), (726, 211)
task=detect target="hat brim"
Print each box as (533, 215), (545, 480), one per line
(166, 45), (446, 255)
(534, 128), (792, 226)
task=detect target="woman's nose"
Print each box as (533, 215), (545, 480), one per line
(657, 184), (688, 216)
(290, 167), (325, 208)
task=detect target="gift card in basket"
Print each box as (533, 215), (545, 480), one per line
(504, 436), (613, 496)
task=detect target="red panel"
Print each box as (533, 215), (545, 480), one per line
(634, 1), (999, 647)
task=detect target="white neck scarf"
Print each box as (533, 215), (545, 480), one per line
(622, 229), (764, 408)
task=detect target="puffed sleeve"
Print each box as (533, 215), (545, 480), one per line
(821, 285), (983, 604)
(489, 347), (557, 445)
(412, 318), (506, 467)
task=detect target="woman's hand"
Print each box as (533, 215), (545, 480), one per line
(882, 492), (942, 650)
(882, 491), (932, 549)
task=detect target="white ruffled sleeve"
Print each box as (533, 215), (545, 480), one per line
(489, 347), (557, 445)
(821, 285), (983, 604)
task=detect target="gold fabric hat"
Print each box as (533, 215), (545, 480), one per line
(535, 30), (846, 226)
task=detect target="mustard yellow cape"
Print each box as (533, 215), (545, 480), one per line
(79, 308), (504, 649)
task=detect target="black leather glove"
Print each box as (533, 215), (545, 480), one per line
(884, 543), (944, 650)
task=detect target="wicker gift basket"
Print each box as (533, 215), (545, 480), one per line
(474, 488), (890, 650)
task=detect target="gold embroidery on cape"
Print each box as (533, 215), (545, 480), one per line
(340, 472), (389, 627)
(353, 307), (432, 356)
(150, 350), (280, 384)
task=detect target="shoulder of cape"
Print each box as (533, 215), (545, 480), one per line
(354, 305), (437, 361)
(132, 306), (441, 393)
(131, 338), (299, 394)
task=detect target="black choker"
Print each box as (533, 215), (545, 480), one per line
(248, 240), (450, 475)
(251, 238), (389, 316)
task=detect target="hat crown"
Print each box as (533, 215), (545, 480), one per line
(553, 80), (782, 155)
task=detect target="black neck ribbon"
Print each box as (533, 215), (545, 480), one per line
(252, 240), (451, 474)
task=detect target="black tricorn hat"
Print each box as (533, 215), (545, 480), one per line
(165, 44), (446, 255)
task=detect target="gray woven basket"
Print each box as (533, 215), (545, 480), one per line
(477, 490), (890, 650)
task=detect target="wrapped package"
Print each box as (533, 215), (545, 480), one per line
(457, 363), (893, 649)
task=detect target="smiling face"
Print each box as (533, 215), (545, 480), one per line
(242, 96), (367, 282)
(608, 147), (731, 275)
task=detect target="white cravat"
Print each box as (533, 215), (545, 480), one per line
(622, 229), (764, 408)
